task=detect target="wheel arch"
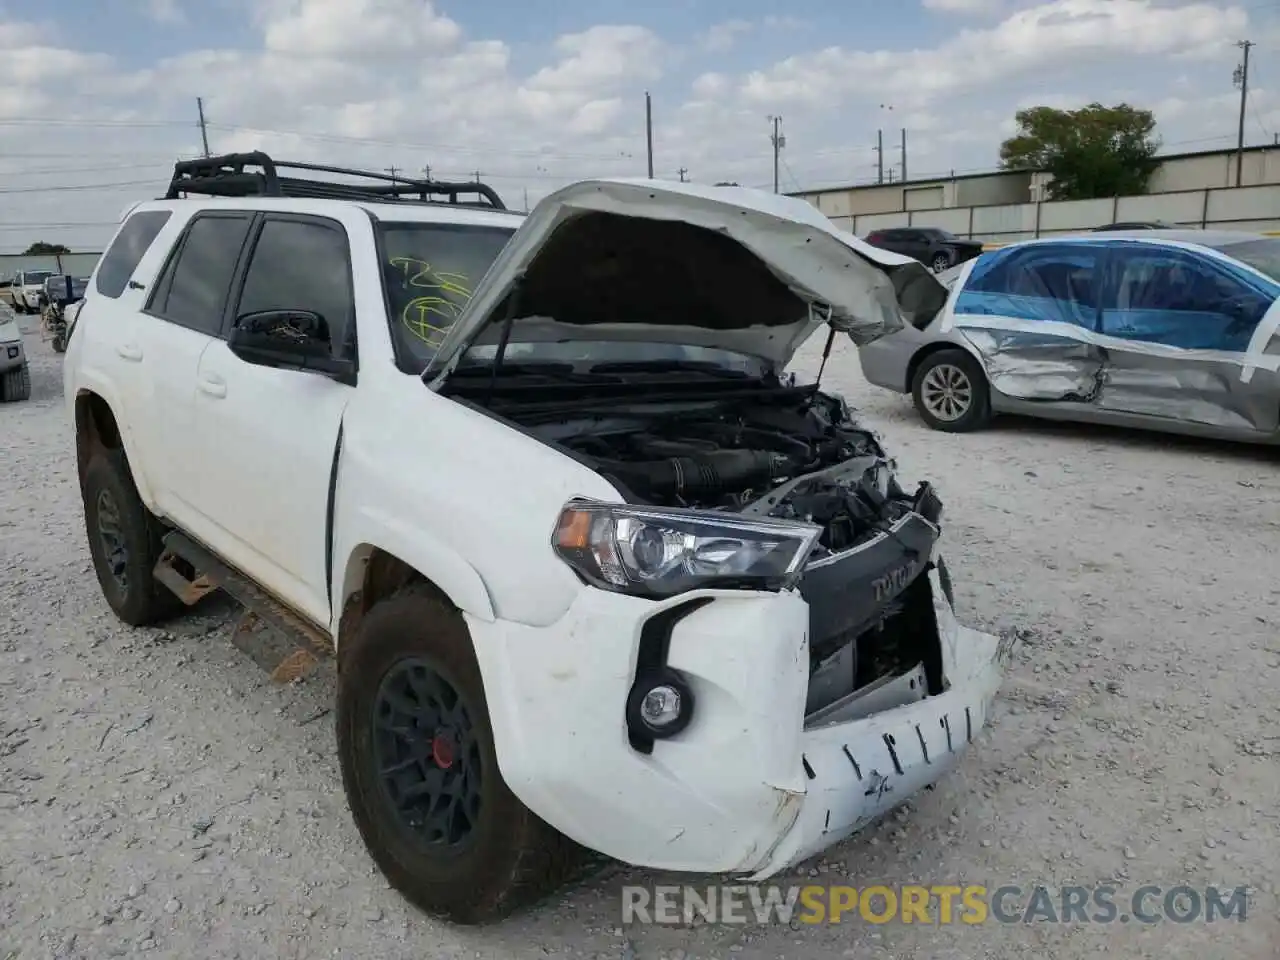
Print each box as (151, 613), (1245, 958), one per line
(73, 389), (157, 507)
(335, 541), (496, 663)
(905, 339), (985, 394)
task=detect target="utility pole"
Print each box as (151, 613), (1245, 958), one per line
(1234, 40), (1254, 187)
(421, 164), (432, 180)
(900, 128), (908, 183)
(678, 167), (688, 182)
(875, 129), (884, 184)
(196, 97), (210, 157)
(769, 116), (785, 193)
(523, 188), (529, 212)
(645, 92), (655, 179)
(385, 166), (400, 183)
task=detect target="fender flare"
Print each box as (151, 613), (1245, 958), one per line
(73, 383), (160, 512)
(335, 512), (497, 638)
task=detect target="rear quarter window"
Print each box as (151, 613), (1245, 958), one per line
(95, 210), (174, 299)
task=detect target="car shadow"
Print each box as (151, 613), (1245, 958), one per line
(984, 413), (1280, 466)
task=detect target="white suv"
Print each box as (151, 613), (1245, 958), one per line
(64, 152), (1013, 924)
(10, 267), (56, 313)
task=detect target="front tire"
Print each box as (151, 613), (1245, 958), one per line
(82, 449), (183, 626)
(911, 348), (992, 432)
(930, 252), (952, 273)
(337, 586), (584, 924)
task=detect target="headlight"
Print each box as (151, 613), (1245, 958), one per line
(552, 500), (821, 598)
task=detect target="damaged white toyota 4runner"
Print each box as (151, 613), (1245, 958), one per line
(65, 153), (1012, 925)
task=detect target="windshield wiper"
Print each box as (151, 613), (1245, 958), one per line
(448, 361), (580, 377)
(587, 360), (754, 378)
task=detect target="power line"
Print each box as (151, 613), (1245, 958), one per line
(0, 179), (159, 195)
(0, 161), (177, 176)
(0, 223), (119, 232)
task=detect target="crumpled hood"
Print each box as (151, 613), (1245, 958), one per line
(426, 178), (948, 378)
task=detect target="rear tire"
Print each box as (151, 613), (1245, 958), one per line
(82, 449), (184, 626)
(911, 349), (991, 432)
(0, 364), (30, 402)
(337, 585), (584, 924)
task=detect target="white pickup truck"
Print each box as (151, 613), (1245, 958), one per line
(63, 153), (1013, 924)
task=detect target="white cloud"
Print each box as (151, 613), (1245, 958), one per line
(741, 0), (1246, 110)
(146, 0), (184, 23)
(702, 19), (754, 53)
(0, 0), (1266, 253)
(922, 0), (1004, 12)
(263, 0), (461, 58)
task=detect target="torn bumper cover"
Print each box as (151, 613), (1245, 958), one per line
(465, 564), (1012, 876)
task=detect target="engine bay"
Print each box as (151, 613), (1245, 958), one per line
(540, 388), (925, 559)
(506, 381), (947, 717)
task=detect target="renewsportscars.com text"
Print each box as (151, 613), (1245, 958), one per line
(621, 883), (1249, 926)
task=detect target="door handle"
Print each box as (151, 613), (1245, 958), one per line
(116, 343), (142, 361)
(197, 375), (227, 399)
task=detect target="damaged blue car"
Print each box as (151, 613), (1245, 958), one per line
(857, 230), (1280, 443)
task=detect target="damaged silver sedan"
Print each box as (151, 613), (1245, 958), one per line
(858, 230), (1280, 442)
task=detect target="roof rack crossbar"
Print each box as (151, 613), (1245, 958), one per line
(165, 150), (507, 210)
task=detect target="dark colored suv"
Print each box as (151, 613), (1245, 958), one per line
(862, 227), (985, 273)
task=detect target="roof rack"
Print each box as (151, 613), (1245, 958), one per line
(165, 151), (508, 210)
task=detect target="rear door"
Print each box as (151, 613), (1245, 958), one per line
(191, 212), (358, 626)
(948, 242), (1107, 402)
(1095, 242), (1279, 434)
(70, 209), (178, 502)
(138, 211), (256, 525)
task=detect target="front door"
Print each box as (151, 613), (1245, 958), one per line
(192, 213), (357, 627)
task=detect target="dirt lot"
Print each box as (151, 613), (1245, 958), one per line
(2, 310), (1278, 959)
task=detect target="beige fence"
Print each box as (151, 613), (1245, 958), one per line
(824, 184), (1280, 247)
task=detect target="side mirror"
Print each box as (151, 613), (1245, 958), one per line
(227, 309), (356, 384)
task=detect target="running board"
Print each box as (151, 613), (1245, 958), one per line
(154, 531), (334, 683)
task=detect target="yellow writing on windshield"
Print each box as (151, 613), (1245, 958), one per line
(389, 256), (473, 348)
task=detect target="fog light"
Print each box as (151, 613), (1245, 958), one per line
(641, 685), (682, 727)
(627, 669), (694, 739)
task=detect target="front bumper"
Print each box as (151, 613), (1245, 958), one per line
(468, 562), (1012, 876)
(20, 289), (41, 310)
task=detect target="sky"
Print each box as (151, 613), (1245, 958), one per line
(2, 0), (1280, 254)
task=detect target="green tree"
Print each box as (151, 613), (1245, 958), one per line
(999, 103), (1161, 200)
(22, 241), (71, 255)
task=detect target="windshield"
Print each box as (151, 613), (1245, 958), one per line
(1212, 237), (1280, 284)
(932, 229), (958, 241)
(22, 270), (53, 284)
(377, 221), (516, 372)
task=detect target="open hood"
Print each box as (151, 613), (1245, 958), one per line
(425, 179), (948, 380)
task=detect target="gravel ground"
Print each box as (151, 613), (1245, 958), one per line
(2, 308), (1278, 959)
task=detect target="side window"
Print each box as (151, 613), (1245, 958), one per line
(149, 214), (252, 336)
(95, 211), (173, 299)
(234, 217), (355, 358)
(957, 244), (1099, 328)
(1103, 247), (1270, 351)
